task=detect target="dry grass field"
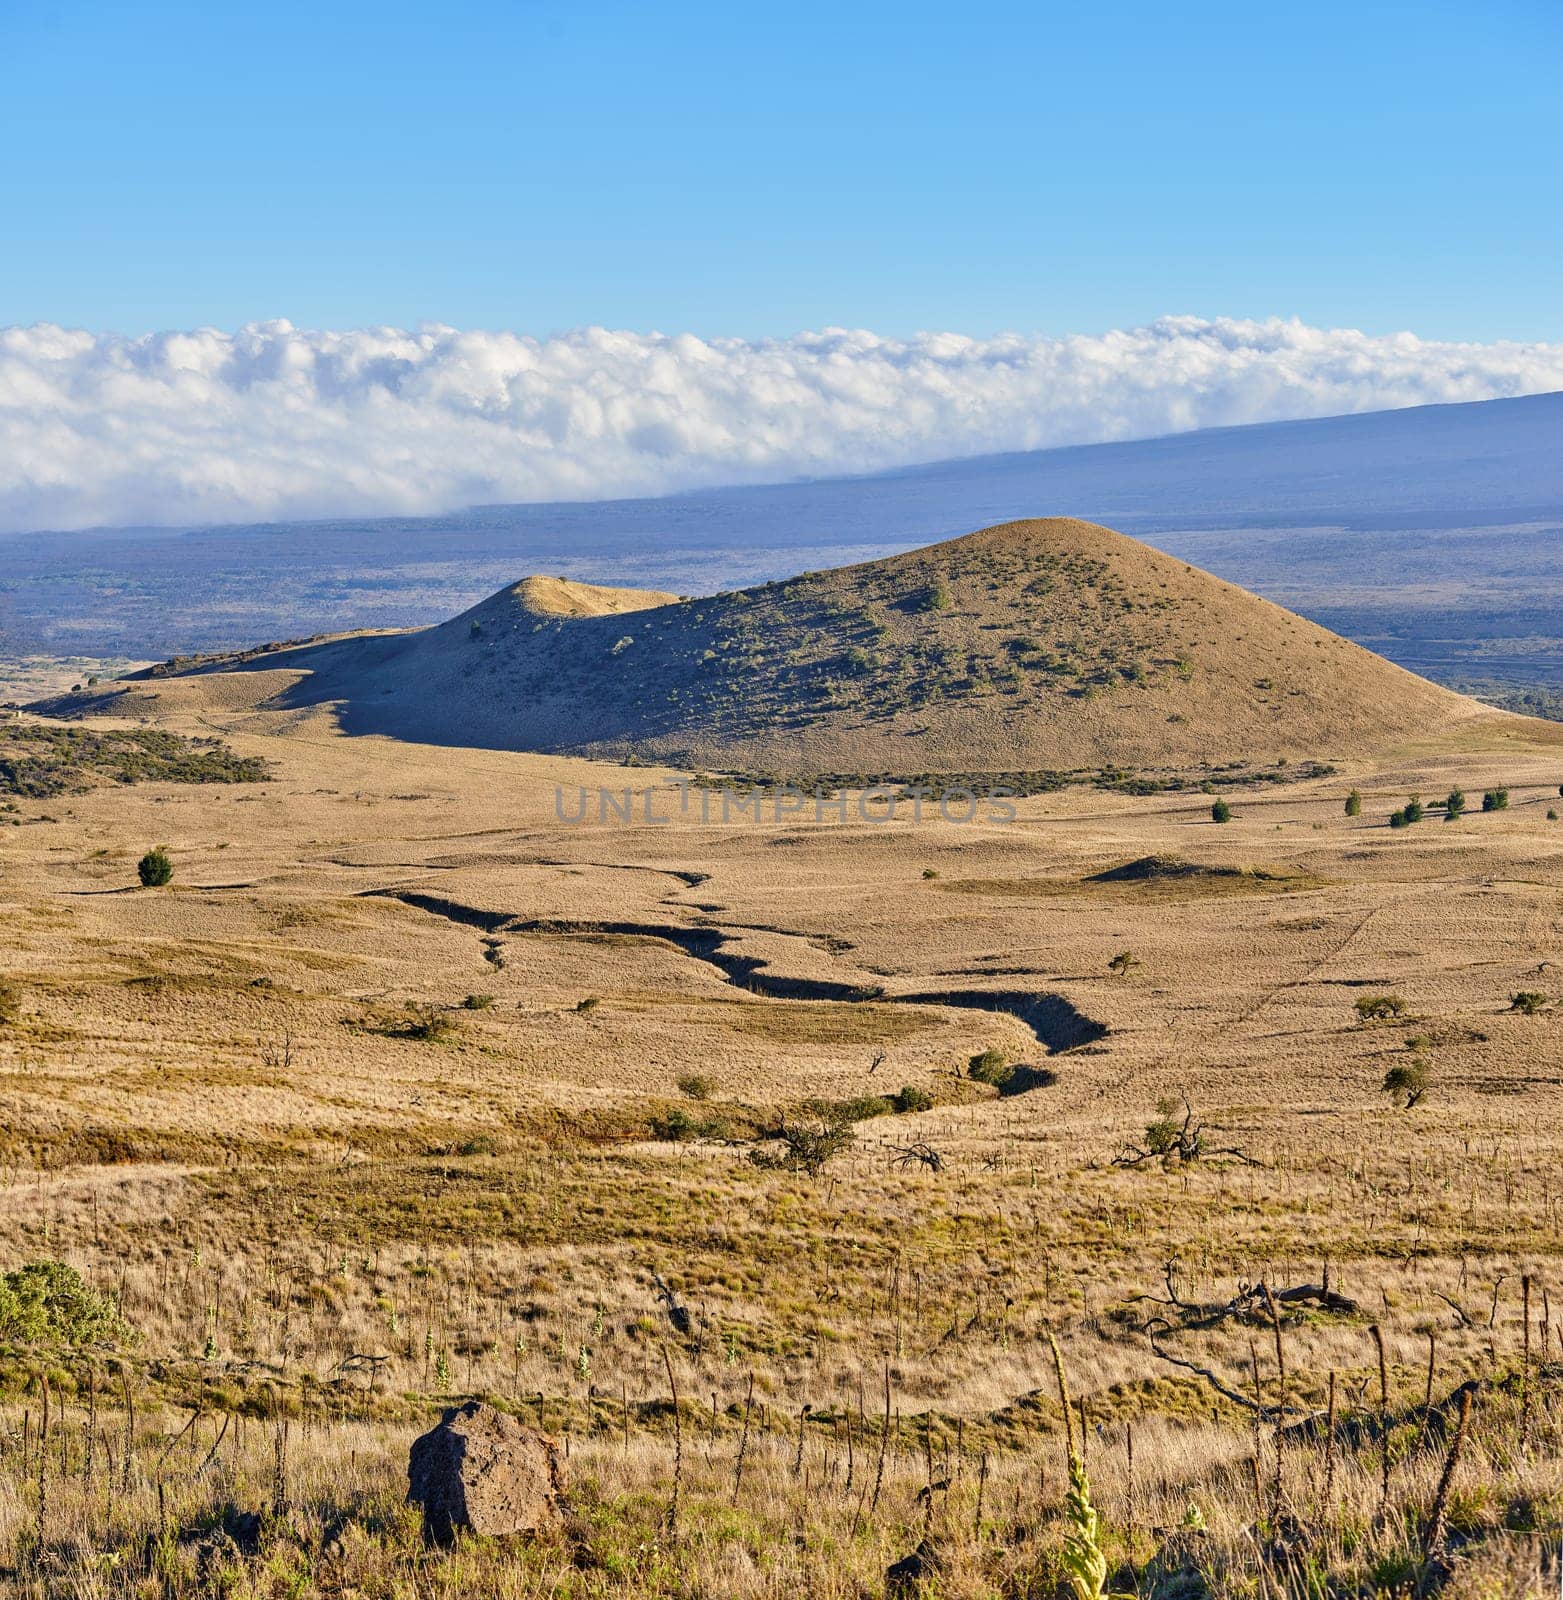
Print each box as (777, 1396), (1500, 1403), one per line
(3, 532), (1563, 1597)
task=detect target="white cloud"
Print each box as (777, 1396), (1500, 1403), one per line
(0, 315), (1559, 533)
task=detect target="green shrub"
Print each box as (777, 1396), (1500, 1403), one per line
(1389, 809), (1409, 829)
(461, 993), (494, 1010)
(892, 1085), (933, 1114)
(1482, 788), (1509, 812)
(1444, 788), (1466, 820)
(650, 1107), (695, 1141)
(969, 1048), (1012, 1087)
(920, 582), (953, 613)
(576, 995), (601, 1014)
(1404, 795), (1424, 823)
(821, 1094), (894, 1123)
(1510, 992), (1548, 1016)
(400, 1003), (456, 1041)
(0, 1261), (132, 1346)
(1344, 789), (1362, 816)
(676, 1073), (713, 1101)
(1210, 799), (1232, 823)
(137, 847), (173, 887)
(1356, 993), (1409, 1022)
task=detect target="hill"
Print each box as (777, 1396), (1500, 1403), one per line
(102, 518), (1490, 777)
(2, 392), (1559, 691)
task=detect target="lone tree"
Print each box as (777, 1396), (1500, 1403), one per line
(137, 847), (173, 888)
(749, 1112), (855, 1175)
(1113, 1096), (1260, 1167)
(1510, 991), (1548, 1016)
(1210, 799), (1232, 824)
(1382, 1058), (1433, 1108)
(1107, 950), (1141, 977)
(1356, 993), (1409, 1022)
(1345, 789), (1363, 816)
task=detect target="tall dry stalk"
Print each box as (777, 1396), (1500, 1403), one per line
(1370, 1323), (1390, 1519)
(662, 1344), (682, 1539)
(1047, 1330), (1129, 1600)
(1421, 1385), (1474, 1563)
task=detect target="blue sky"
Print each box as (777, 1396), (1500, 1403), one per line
(2, 0), (1559, 342)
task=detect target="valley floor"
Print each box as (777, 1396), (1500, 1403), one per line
(1, 705), (1562, 1597)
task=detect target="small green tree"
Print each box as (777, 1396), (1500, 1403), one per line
(1510, 992), (1548, 1016)
(1344, 789), (1363, 816)
(1482, 788), (1509, 812)
(1389, 809), (1409, 829)
(1107, 950), (1140, 977)
(1210, 799), (1232, 824)
(1356, 993), (1409, 1022)
(1444, 788), (1466, 820)
(1404, 795), (1424, 824)
(136, 847), (173, 887)
(1382, 1059), (1432, 1108)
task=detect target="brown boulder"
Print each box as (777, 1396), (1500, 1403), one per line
(407, 1402), (565, 1544)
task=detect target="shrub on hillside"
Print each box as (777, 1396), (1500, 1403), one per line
(1210, 799), (1232, 823)
(1344, 789), (1362, 816)
(968, 1048), (1012, 1087)
(749, 1114), (855, 1174)
(137, 847), (173, 888)
(0, 1260), (133, 1346)
(1356, 993), (1409, 1022)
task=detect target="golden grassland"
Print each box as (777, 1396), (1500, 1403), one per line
(0, 699), (1562, 1597)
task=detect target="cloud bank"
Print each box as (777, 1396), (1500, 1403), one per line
(2, 316), (1561, 534)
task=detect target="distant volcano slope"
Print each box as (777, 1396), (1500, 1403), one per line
(131, 519), (1484, 774)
